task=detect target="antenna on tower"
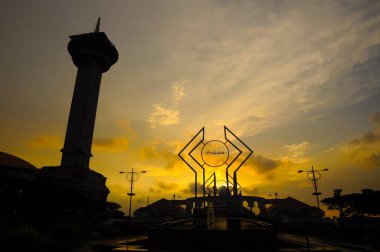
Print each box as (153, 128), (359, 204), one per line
(95, 17), (100, 32)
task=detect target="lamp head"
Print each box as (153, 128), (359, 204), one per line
(298, 170), (303, 173)
(323, 168), (329, 171)
(141, 171), (147, 173)
(119, 171), (125, 174)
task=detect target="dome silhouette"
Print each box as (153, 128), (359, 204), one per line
(0, 151), (36, 169)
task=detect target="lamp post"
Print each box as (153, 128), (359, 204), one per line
(119, 169), (146, 218)
(298, 166), (328, 222)
(172, 194), (181, 201)
(269, 192), (279, 200)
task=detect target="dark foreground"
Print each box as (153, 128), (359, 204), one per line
(67, 232), (376, 252)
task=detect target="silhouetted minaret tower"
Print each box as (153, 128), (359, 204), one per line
(61, 18), (118, 169)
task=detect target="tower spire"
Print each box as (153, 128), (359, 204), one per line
(95, 17), (100, 32)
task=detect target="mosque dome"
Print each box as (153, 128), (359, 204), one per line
(0, 151), (36, 169)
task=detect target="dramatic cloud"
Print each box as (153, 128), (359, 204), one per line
(247, 154), (281, 174)
(26, 135), (61, 149)
(180, 182), (203, 195)
(115, 120), (140, 139)
(148, 104), (180, 127)
(370, 111), (380, 128)
(337, 112), (380, 168)
(148, 81), (186, 127)
(156, 181), (178, 191)
(148, 181), (179, 195)
(283, 141), (310, 161)
(93, 137), (129, 152)
(265, 173), (276, 181)
(349, 132), (380, 146)
(241, 186), (260, 195)
(165, 1), (380, 136)
(346, 111), (380, 148)
(161, 149), (181, 170)
(135, 196), (148, 205)
(149, 187), (161, 194)
(138, 145), (159, 159)
(368, 153), (380, 165)
(135, 139), (180, 170)
(171, 81), (186, 106)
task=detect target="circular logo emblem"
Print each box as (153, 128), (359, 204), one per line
(201, 140), (229, 167)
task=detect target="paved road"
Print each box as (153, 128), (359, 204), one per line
(279, 232), (378, 252)
(68, 233), (378, 251)
(68, 236), (148, 252)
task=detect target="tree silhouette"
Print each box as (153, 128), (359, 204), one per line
(321, 189), (380, 217)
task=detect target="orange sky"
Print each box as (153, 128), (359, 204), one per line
(1, 0), (380, 216)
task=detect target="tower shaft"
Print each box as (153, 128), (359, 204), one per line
(61, 61), (102, 168)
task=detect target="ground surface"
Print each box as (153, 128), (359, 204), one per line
(67, 232), (378, 252)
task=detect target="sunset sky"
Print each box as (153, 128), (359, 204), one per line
(1, 0), (379, 215)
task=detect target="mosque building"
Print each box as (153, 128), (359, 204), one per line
(1, 19), (118, 216)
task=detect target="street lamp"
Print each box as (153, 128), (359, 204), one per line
(269, 192), (279, 200)
(119, 169), (147, 218)
(298, 166), (328, 222)
(172, 194), (181, 201)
